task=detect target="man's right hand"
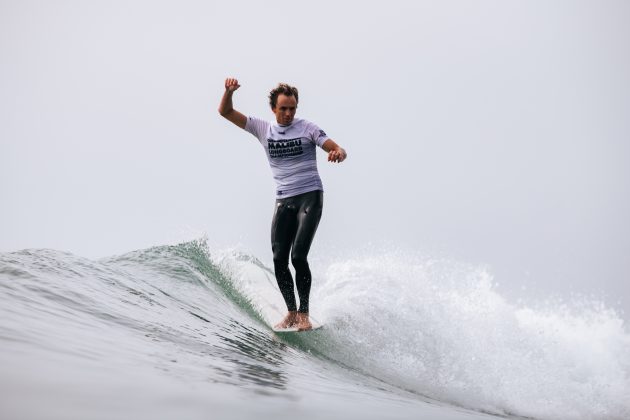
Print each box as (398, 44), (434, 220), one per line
(225, 78), (241, 92)
(219, 78), (247, 129)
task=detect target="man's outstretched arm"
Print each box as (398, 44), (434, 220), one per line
(218, 78), (247, 129)
(322, 139), (347, 163)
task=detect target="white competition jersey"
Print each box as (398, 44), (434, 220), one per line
(244, 116), (330, 198)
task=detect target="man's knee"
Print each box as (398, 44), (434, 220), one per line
(273, 257), (289, 271)
(272, 243), (290, 269)
(291, 256), (309, 272)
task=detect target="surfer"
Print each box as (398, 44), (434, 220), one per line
(218, 78), (347, 331)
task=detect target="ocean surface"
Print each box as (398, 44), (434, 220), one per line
(1, 239), (628, 420)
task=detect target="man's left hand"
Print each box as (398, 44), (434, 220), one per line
(328, 148), (347, 163)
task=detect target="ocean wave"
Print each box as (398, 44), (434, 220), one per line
(1, 240), (628, 420)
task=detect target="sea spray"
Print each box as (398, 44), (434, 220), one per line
(313, 251), (630, 419)
(217, 246), (630, 420)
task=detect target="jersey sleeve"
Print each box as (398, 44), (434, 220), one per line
(308, 122), (330, 148)
(244, 116), (270, 143)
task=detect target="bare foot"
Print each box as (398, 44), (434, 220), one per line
(295, 312), (312, 331)
(274, 311), (298, 329)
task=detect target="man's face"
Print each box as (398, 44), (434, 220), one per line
(272, 94), (297, 125)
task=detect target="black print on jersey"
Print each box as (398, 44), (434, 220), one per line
(318, 129), (326, 138)
(268, 138), (304, 158)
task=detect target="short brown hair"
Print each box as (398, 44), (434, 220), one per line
(269, 83), (299, 108)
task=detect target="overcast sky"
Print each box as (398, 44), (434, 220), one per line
(1, 0), (629, 314)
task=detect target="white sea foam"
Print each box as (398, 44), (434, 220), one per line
(312, 250), (630, 420)
(217, 247), (630, 420)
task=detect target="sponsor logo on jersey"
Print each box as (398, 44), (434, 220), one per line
(267, 138), (304, 158)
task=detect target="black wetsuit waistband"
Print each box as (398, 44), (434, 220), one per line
(275, 189), (323, 204)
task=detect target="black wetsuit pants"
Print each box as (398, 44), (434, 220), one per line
(271, 190), (323, 313)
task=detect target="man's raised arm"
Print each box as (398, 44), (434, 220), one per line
(218, 78), (247, 129)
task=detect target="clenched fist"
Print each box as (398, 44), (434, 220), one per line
(225, 78), (240, 92)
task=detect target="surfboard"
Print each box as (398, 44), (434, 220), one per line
(272, 323), (324, 333)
